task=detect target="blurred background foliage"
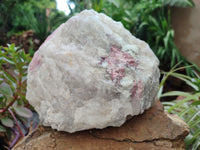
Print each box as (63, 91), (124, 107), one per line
(0, 0), (198, 76)
(0, 0), (68, 42)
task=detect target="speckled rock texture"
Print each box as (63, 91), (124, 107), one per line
(26, 9), (160, 133)
(13, 101), (189, 150)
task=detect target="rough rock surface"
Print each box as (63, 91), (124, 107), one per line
(26, 9), (160, 133)
(13, 101), (189, 150)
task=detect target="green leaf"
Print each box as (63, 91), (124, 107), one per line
(7, 43), (17, 52)
(0, 117), (14, 128)
(192, 92), (200, 100)
(185, 134), (195, 148)
(2, 69), (16, 83)
(160, 91), (191, 97)
(163, 0), (195, 7)
(170, 72), (199, 90)
(191, 101), (200, 106)
(187, 110), (200, 124)
(162, 101), (176, 106)
(0, 82), (13, 97)
(167, 97), (192, 113)
(157, 83), (163, 98)
(0, 125), (6, 132)
(190, 118), (200, 128)
(14, 106), (33, 118)
(108, 0), (120, 8)
(0, 57), (15, 64)
(191, 137), (200, 150)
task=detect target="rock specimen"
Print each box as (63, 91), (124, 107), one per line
(13, 101), (189, 150)
(26, 9), (160, 133)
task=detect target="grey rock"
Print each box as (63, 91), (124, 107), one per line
(26, 9), (160, 133)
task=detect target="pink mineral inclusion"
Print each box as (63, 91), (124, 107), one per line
(29, 51), (42, 72)
(131, 80), (143, 100)
(101, 45), (137, 84)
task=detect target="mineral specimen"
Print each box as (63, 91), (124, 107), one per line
(26, 9), (160, 133)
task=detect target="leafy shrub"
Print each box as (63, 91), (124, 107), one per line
(0, 44), (33, 149)
(159, 65), (200, 150)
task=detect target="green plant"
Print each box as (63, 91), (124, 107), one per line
(28, 39), (35, 57)
(0, 0), (67, 43)
(21, 4), (68, 42)
(0, 44), (33, 149)
(159, 65), (200, 150)
(0, 0), (25, 33)
(23, 8), (50, 42)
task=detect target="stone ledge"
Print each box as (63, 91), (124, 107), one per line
(13, 101), (189, 150)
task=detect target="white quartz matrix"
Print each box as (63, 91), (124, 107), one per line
(26, 10), (160, 133)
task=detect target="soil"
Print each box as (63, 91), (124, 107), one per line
(0, 30), (41, 54)
(0, 132), (8, 150)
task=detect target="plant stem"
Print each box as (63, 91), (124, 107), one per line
(8, 130), (20, 149)
(1, 67), (23, 114)
(1, 94), (18, 113)
(8, 108), (24, 137)
(18, 68), (22, 93)
(2, 67), (16, 82)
